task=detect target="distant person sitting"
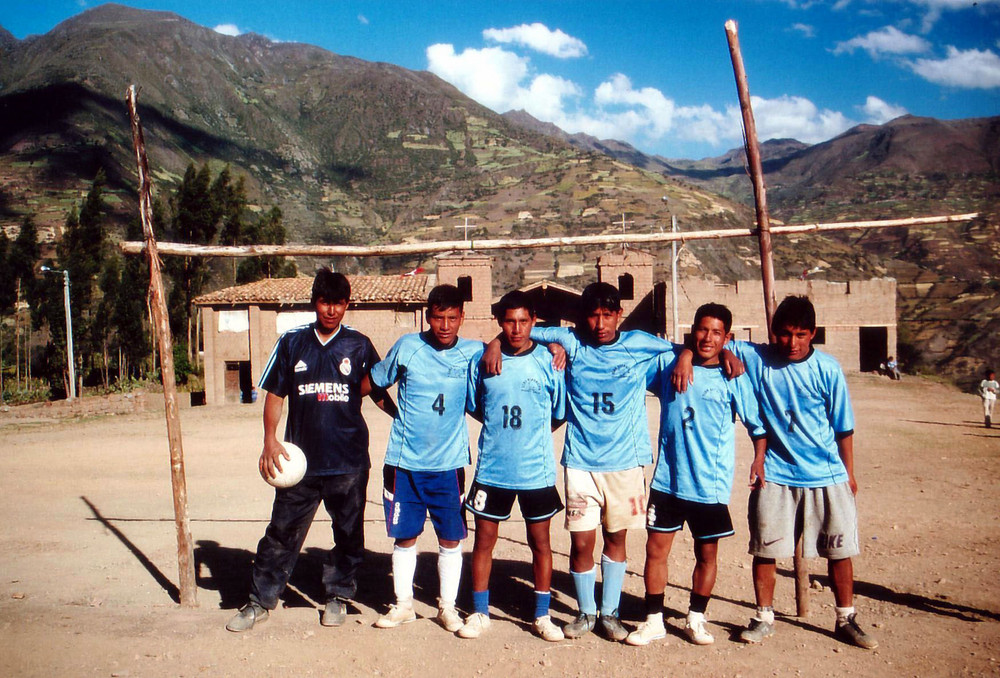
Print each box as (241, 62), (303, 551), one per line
(886, 356), (901, 381)
(980, 370), (998, 429)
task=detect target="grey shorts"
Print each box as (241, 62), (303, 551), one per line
(748, 481), (859, 560)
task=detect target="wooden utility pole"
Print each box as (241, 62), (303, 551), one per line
(726, 18), (808, 618)
(126, 85), (197, 607)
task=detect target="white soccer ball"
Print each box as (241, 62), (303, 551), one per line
(265, 441), (307, 488)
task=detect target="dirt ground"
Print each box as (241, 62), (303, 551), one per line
(1, 373), (998, 677)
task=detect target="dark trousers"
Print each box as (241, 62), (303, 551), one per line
(249, 469), (369, 609)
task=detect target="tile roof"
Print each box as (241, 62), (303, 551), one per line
(194, 274), (431, 306)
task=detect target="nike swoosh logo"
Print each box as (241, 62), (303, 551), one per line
(762, 538), (783, 546)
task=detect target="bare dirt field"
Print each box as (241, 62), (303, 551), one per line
(1, 373), (998, 677)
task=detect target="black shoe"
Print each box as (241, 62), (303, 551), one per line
(321, 598), (348, 627)
(834, 613), (878, 649)
(563, 613), (598, 638)
(226, 602), (269, 632)
(598, 611), (628, 642)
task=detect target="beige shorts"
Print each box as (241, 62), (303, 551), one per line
(564, 466), (647, 533)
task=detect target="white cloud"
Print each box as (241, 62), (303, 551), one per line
(426, 44), (531, 111)
(861, 96), (908, 123)
(738, 95), (854, 144)
(483, 23), (587, 59)
(426, 39), (867, 154)
(908, 46), (1000, 89)
(791, 23), (816, 38)
(833, 26), (931, 58)
(357, 14), (369, 26)
(213, 23), (241, 37)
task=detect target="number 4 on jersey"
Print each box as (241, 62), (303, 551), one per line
(432, 393), (445, 416)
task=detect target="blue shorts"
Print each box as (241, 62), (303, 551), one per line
(383, 465), (467, 541)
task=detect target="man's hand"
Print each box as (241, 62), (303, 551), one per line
(748, 457), (766, 490)
(748, 437), (767, 490)
(720, 348), (745, 380)
(482, 337), (503, 375)
(547, 342), (567, 371)
(259, 437), (289, 481)
(671, 348), (694, 393)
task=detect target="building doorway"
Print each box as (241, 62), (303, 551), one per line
(225, 361), (254, 403)
(858, 326), (888, 372)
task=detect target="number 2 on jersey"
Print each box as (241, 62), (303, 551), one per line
(432, 393), (445, 416)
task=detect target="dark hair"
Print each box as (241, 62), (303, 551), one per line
(693, 303), (733, 333)
(580, 282), (622, 316)
(312, 267), (350, 305)
(988, 369), (996, 377)
(426, 284), (464, 313)
(493, 290), (535, 320)
(772, 295), (816, 332)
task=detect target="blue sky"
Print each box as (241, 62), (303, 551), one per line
(4, 1), (999, 159)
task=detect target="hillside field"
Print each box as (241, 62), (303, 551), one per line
(0, 374), (998, 677)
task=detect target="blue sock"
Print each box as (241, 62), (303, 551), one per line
(473, 589), (490, 616)
(534, 590), (551, 619)
(600, 554), (627, 616)
(571, 566), (598, 616)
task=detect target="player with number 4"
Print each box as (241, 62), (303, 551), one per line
(459, 291), (567, 641)
(370, 285), (484, 633)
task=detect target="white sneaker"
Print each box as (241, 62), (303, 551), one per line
(533, 615), (564, 642)
(625, 615), (666, 646)
(437, 605), (464, 632)
(375, 603), (416, 628)
(685, 612), (715, 645)
(457, 612), (491, 639)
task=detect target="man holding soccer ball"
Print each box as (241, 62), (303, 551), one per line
(227, 268), (395, 632)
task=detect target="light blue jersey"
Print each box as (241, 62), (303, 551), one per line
(648, 356), (767, 504)
(370, 332), (483, 472)
(731, 340), (854, 488)
(467, 344), (566, 489)
(532, 326), (675, 472)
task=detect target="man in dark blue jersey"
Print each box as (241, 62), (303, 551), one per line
(227, 268), (395, 632)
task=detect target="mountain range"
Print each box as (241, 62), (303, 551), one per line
(1, 3), (997, 387)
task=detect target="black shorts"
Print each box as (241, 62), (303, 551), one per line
(464, 481), (564, 523)
(646, 488), (734, 541)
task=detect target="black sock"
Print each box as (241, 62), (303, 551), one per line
(645, 593), (665, 616)
(689, 593), (710, 615)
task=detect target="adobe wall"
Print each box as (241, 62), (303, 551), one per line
(598, 249), (655, 318)
(669, 278), (897, 371)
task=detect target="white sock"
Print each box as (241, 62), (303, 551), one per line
(835, 606), (855, 624)
(754, 606), (775, 624)
(437, 544), (463, 608)
(392, 544), (417, 606)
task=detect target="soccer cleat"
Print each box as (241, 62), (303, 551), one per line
(532, 615), (564, 642)
(625, 616), (667, 646)
(226, 602), (269, 632)
(598, 611), (628, 642)
(320, 598), (348, 627)
(563, 612), (598, 639)
(834, 613), (879, 649)
(375, 603), (416, 628)
(437, 605), (464, 632)
(457, 612), (491, 639)
(684, 612), (714, 645)
(738, 618), (775, 644)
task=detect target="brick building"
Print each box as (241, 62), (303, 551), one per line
(195, 248), (896, 405)
(194, 274), (431, 405)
